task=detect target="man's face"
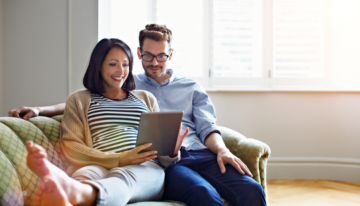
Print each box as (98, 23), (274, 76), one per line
(137, 38), (173, 80)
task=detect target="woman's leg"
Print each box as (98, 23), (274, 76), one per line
(28, 141), (164, 206)
(71, 165), (109, 181)
(32, 176), (72, 206)
(71, 165), (133, 206)
(26, 141), (97, 206)
(106, 161), (165, 203)
(76, 161), (165, 206)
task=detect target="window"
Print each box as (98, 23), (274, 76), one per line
(99, 0), (360, 90)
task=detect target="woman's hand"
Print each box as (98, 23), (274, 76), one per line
(8, 106), (40, 120)
(173, 124), (189, 156)
(118, 143), (157, 167)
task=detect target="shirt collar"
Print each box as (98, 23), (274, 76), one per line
(144, 69), (175, 87)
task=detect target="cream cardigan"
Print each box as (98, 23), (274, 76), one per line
(60, 89), (175, 176)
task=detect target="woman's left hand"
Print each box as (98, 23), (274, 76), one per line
(173, 124), (189, 156)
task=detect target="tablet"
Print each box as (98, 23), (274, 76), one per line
(136, 111), (183, 156)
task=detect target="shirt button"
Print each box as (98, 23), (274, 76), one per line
(157, 87), (159, 89)
(158, 101), (160, 103)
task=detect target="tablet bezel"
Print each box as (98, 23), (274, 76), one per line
(136, 111), (183, 156)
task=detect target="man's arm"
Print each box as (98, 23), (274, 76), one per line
(8, 103), (66, 120)
(205, 132), (252, 177)
(192, 84), (252, 176)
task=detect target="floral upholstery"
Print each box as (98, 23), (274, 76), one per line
(0, 116), (270, 206)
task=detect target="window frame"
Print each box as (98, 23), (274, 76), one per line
(99, 0), (360, 92)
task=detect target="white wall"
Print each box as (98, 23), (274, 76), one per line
(1, 1), (359, 182)
(209, 91), (360, 182)
(2, 0), (97, 115)
(68, 0), (98, 93)
(3, 0), (67, 111)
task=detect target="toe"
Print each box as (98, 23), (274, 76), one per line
(35, 185), (44, 195)
(26, 141), (47, 159)
(34, 151), (47, 159)
(26, 141), (34, 152)
(33, 183), (44, 206)
(33, 143), (46, 154)
(43, 176), (60, 193)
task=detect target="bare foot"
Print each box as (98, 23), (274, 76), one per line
(26, 141), (96, 206)
(32, 176), (72, 206)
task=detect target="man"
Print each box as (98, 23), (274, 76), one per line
(9, 24), (266, 206)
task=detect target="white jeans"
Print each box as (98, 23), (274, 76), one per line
(71, 161), (165, 206)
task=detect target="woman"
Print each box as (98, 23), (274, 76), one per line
(27, 38), (188, 206)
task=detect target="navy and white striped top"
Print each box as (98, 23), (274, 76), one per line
(88, 92), (149, 153)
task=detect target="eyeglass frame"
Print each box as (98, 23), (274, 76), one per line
(140, 48), (172, 62)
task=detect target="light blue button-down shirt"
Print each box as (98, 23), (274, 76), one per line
(134, 71), (220, 150)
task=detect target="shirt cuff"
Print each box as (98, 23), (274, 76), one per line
(157, 151), (181, 168)
(200, 128), (221, 144)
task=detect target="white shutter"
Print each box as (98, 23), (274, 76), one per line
(98, 0), (151, 75)
(98, 0), (360, 90)
(212, 0), (264, 88)
(331, 0), (360, 89)
(157, 0), (205, 85)
(271, 0), (330, 88)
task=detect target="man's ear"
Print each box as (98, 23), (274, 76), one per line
(137, 47), (142, 59)
(169, 48), (174, 60)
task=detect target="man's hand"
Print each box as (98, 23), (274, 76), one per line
(173, 124), (189, 156)
(118, 143), (157, 167)
(8, 106), (40, 120)
(217, 147), (253, 177)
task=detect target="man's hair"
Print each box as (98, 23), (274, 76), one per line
(83, 38), (136, 94)
(139, 24), (172, 49)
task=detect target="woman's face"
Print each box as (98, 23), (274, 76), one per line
(101, 47), (129, 92)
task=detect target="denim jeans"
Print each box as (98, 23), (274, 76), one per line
(163, 147), (266, 206)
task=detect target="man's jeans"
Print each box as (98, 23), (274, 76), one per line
(163, 147), (266, 206)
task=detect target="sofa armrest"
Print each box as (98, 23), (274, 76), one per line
(218, 126), (271, 200)
(51, 115), (64, 123)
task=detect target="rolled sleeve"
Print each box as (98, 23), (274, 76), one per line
(199, 129), (222, 144)
(192, 84), (221, 144)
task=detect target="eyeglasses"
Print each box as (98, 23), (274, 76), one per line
(140, 50), (172, 62)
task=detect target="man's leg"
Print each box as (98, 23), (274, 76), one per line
(189, 149), (266, 206)
(163, 148), (224, 206)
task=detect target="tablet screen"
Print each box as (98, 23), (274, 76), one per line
(136, 112), (183, 156)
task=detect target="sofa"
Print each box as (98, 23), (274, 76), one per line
(0, 116), (271, 206)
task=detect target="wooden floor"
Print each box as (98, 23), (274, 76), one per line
(267, 180), (360, 206)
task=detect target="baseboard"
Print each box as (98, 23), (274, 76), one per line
(267, 157), (360, 183)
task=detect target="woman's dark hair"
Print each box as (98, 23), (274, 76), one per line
(83, 38), (136, 94)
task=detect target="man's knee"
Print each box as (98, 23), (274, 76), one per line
(193, 184), (218, 196)
(237, 181), (266, 206)
(248, 181), (264, 194)
(183, 184), (223, 206)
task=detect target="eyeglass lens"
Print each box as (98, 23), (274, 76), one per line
(143, 54), (168, 62)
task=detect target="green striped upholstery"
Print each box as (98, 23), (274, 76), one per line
(0, 116), (270, 206)
(0, 150), (24, 206)
(0, 120), (40, 205)
(28, 117), (69, 170)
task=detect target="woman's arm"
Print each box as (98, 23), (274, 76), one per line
(60, 94), (121, 170)
(61, 93), (157, 172)
(8, 103), (66, 120)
